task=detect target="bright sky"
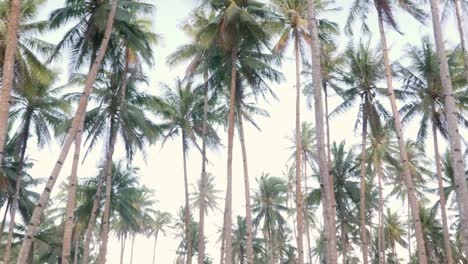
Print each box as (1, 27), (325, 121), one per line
(19, 0), (467, 263)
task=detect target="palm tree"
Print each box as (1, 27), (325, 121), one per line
(306, 0), (338, 261)
(155, 77), (219, 264)
(384, 209), (408, 263)
(191, 173), (222, 215)
(396, 38), (467, 262)
(16, 0), (119, 260)
(428, 0), (468, 256)
(347, 1), (429, 262)
(147, 211), (172, 264)
(2, 69), (68, 263)
(332, 40), (389, 263)
(0, 0), (22, 164)
(252, 173), (289, 263)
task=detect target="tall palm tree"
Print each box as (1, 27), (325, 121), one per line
(252, 173), (289, 263)
(147, 211), (172, 264)
(2, 70), (68, 263)
(16, 0), (119, 260)
(333, 40), (389, 263)
(0, 0), (22, 163)
(396, 38), (467, 263)
(155, 77), (219, 264)
(347, 1), (429, 262)
(428, 0), (468, 256)
(306, 0), (338, 261)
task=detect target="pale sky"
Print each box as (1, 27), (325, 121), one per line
(15, 0), (468, 263)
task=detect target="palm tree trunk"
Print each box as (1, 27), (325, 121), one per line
(224, 42), (237, 264)
(0, 0), (21, 163)
(307, 1), (338, 262)
(293, 31), (305, 264)
(152, 231), (159, 264)
(3, 111), (32, 264)
(130, 235), (135, 264)
(408, 199), (411, 260)
(120, 236), (126, 264)
(375, 6), (428, 264)
(220, 208), (226, 264)
(454, 0), (468, 82)
(430, 0), (468, 256)
(360, 108), (369, 264)
(340, 210), (347, 264)
(237, 110), (254, 264)
(182, 132), (193, 264)
(377, 164), (386, 264)
(62, 121), (84, 264)
(73, 234), (79, 264)
(303, 155), (313, 264)
(97, 115), (119, 264)
(198, 74), (208, 264)
(432, 113), (454, 263)
(323, 84), (336, 219)
(16, 0), (118, 261)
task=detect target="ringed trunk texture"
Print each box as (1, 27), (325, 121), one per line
(307, 1), (338, 262)
(197, 75), (208, 264)
(430, 0), (468, 256)
(454, 0), (468, 82)
(359, 109), (369, 264)
(293, 33), (305, 264)
(375, 7), (428, 264)
(223, 43), (237, 264)
(0, 0), (21, 163)
(182, 133), (193, 264)
(61, 121), (84, 264)
(3, 111), (31, 263)
(237, 110), (254, 264)
(432, 114), (453, 263)
(16, 0), (118, 261)
(97, 115), (118, 264)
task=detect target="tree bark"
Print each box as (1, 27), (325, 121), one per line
(16, 0), (118, 260)
(237, 110), (254, 264)
(454, 0), (468, 82)
(182, 132), (193, 264)
(73, 234), (79, 264)
(152, 230), (159, 264)
(198, 74), (208, 264)
(61, 121), (84, 264)
(377, 165), (386, 264)
(430, 0), (468, 257)
(375, 6), (428, 263)
(130, 235), (135, 264)
(359, 107), (369, 264)
(432, 112), (453, 263)
(307, 1), (338, 262)
(223, 42), (237, 264)
(3, 110), (32, 263)
(293, 31), (305, 264)
(0, 0), (21, 163)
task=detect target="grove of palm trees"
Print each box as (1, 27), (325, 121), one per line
(0, 0), (467, 263)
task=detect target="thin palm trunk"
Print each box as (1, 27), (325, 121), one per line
(182, 132), (193, 264)
(323, 84), (336, 217)
(97, 115), (118, 264)
(62, 121), (84, 264)
(454, 0), (468, 82)
(360, 108), (369, 264)
(303, 155), (312, 264)
(377, 165), (386, 264)
(430, 0), (468, 256)
(120, 236), (126, 264)
(17, 0), (118, 260)
(340, 210), (347, 264)
(74, 234), (79, 264)
(408, 199), (411, 260)
(220, 207), (227, 264)
(293, 31), (305, 264)
(130, 235), (135, 264)
(224, 42), (237, 264)
(0, 0), (21, 163)
(432, 113), (453, 263)
(152, 230), (159, 264)
(307, 1), (338, 262)
(237, 110), (254, 264)
(375, 6), (428, 263)
(198, 75), (208, 264)
(0, 199), (11, 244)
(3, 111), (32, 263)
